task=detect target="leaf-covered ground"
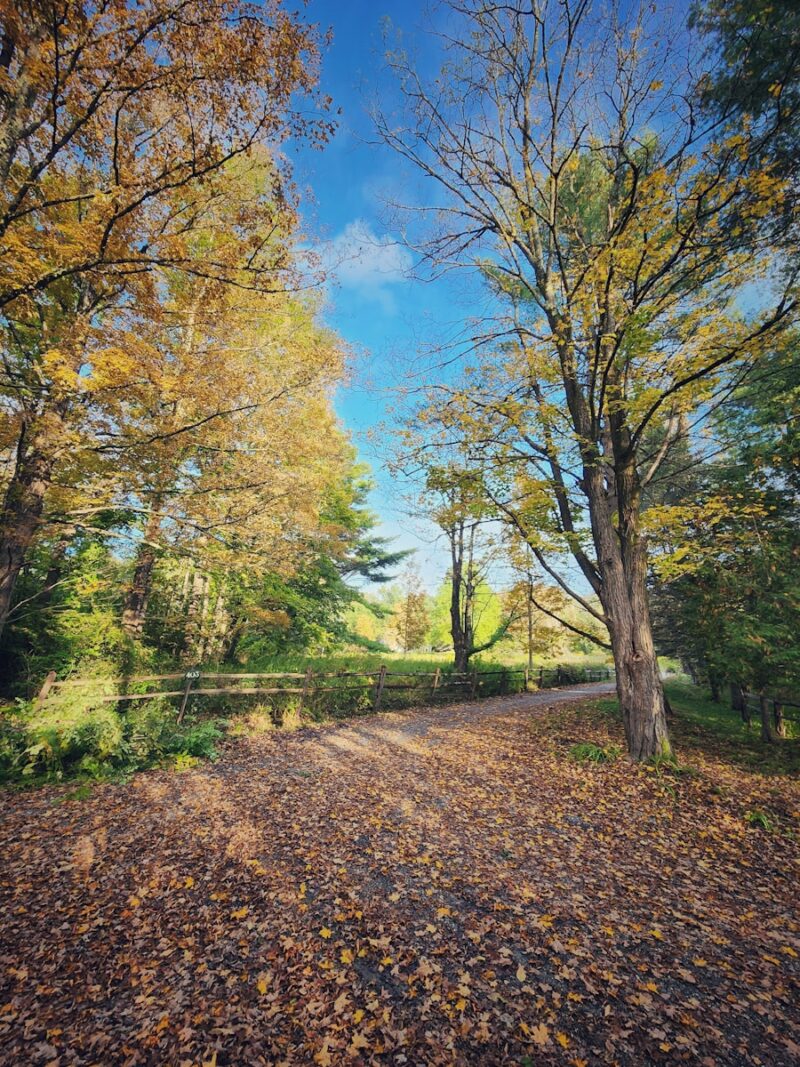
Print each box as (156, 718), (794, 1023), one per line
(1, 684), (799, 1066)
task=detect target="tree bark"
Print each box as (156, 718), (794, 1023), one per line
(121, 502), (163, 636)
(0, 421), (56, 641)
(449, 521), (469, 672)
(587, 448), (671, 761)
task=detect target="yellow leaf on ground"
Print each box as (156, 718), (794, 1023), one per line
(319, 927), (332, 939)
(314, 1041), (332, 1066)
(531, 1023), (549, 1046)
(557, 1031), (569, 1048)
(516, 964), (526, 982)
(349, 1032), (369, 1053)
(230, 907), (248, 920)
(333, 991), (349, 1014)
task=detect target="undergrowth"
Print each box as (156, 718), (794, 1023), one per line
(0, 693), (222, 786)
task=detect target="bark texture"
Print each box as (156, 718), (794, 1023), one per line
(0, 423), (55, 640)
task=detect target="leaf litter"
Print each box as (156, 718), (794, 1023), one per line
(1, 687), (798, 1065)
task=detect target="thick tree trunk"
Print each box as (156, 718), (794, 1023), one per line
(121, 503), (163, 636)
(0, 424), (55, 641)
(612, 627), (671, 760)
(586, 450), (671, 761)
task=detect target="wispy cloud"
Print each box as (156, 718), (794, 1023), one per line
(323, 219), (412, 311)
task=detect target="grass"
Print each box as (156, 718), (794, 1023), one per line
(664, 681), (800, 777)
(559, 683), (800, 779)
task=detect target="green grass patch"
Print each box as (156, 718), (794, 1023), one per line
(569, 741), (621, 763)
(664, 681), (800, 777)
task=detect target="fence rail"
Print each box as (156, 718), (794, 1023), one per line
(36, 664), (614, 719)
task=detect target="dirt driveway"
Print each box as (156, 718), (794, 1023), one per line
(2, 681), (798, 1066)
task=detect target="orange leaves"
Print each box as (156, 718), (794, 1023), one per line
(530, 1022), (550, 1046)
(3, 689), (800, 1065)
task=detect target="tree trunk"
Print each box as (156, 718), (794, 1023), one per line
(182, 569), (207, 664)
(760, 692), (780, 743)
(0, 423), (55, 641)
(449, 522), (468, 671)
(709, 673), (721, 704)
(526, 571), (534, 672)
(611, 617), (671, 760)
(589, 451), (671, 761)
(121, 503), (163, 636)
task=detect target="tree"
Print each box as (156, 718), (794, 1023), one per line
(646, 339), (800, 733)
(393, 567), (430, 653)
(691, 0), (800, 178)
(0, 0), (334, 638)
(416, 465), (516, 671)
(379, 0), (795, 758)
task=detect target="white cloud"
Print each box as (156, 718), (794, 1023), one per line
(324, 219), (412, 309)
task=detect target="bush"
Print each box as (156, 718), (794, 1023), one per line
(0, 694), (222, 784)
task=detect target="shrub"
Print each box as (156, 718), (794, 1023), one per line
(173, 753), (202, 772)
(0, 693), (223, 784)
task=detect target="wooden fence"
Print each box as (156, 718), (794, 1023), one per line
(736, 688), (800, 735)
(36, 663), (614, 720)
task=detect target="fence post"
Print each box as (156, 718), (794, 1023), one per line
(432, 667), (441, 698)
(539, 667), (544, 688)
(373, 665), (387, 712)
(524, 667), (529, 691)
(177, 668), (201, 723)
(299, 667), (314, 714)
(36, 670), (57, 708)
(470, 668), (478, 698)
(556, 666), (562, 687)
(773, 700), (786, 738)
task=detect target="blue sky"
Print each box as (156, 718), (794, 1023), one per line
(290, 0), (472, 588)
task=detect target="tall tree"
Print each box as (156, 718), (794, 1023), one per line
(691, 0), (800, 178)
(0, 0), (334, 638)
(379, 0), (795, 758)
(393, 567), (430, 653)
